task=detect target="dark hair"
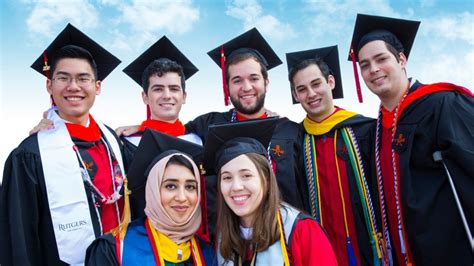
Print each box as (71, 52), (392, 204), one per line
(165, 154), (195, 173)
(225, 53), (268, 86)
(217, 153), (281, 263)
(51, 45), (98, 80)
(288, 57), (332, 91)
(142, 58), (186, 93)
(384, 42), (401, 62)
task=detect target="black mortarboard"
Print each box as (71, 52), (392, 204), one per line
(207, 28), (282, 106)
(202, 117), (278, 175)
(128, 129), (203, 190)
(348, 14), (420, 61)
(347, 14), (420, 103)
(123, 36), (198, 87)
(207, 27), (282, 71)
(31, 23), (121, 81)
(127, 129), (203, 218)
(286, 45), (343, 104)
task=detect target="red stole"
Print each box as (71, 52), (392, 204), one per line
(235, 112), (268, 121)
(65, 115), (101, 141)
(138, 119), (185, 137)
(315, 135), (362, 266)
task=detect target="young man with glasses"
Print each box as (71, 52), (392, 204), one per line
(0, 24), (125, 265)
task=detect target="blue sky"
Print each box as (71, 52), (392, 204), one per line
(1, 0), (473, 176)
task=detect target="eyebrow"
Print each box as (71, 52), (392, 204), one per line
(221, 168), (253, 175)
(162, 178), (197, 183)
(295, 78), (321, 89)
(360, 52), (387, 64)
(150, 84), (165, 89)
(55, 71), (92, 77)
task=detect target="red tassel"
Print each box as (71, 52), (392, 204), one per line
(350, 47), (363, 103)
(44, 51), (56, 107)
(220, 45), (230, 106)
(197, 174), (210, 242)
(50, 95), (56, 107)
(43, 51), (51, 79)
(146, 105), (151, 120)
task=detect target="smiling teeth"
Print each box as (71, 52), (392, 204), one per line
(66, 97), (83, 101)
(233, 195), (249, 202)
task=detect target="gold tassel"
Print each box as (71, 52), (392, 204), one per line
(111, 177), (132, 240)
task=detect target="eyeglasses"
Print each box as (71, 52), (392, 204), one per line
(52, 75), (95, 86)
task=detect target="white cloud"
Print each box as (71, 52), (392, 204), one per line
(26, 0), (99, 37)
(422, 12), (474, 45)
(108, 28), (133, 51)
(303, 0), (399, 38)
(413, 48), (474, 89)
(106, 0), (200, 50)
(225, 0), (296, 41)
(97, 0), (122, 6)
(120, 0), (199, 35)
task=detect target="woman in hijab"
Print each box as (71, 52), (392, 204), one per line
(86, 150), (215, 265)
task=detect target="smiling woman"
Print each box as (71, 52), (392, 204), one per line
(159, 155), (199, 224)
(85, 150), (216, 266)
(207, 134), (338, 266)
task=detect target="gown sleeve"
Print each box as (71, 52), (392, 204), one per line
(85, 234), (119, 266)
(436, 92), (474, 224)
(0, 145), (45, 265)
(436, 92), (474, 177)
(289, 218), (338, 266)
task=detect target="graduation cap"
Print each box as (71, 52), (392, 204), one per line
(31, 23), (121, 81)
(348, 14), (420, 62)
(207, 28), (282, 106)
(202, 117), (278, 175)
(127, 129), (203, 218)
(347, 14), (420, 103)
(286, 45), (343, 104)
(123, 36), (198, 88)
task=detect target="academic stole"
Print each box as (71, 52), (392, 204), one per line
(138, 119), (186, 137)
(39, 108), (96, 265)
(303, 127), (385, 266)
(145, 218), (204, 266)
(236, 209), (291, 266)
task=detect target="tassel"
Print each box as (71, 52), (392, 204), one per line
(350, 47), (363, 103)
(370, 239), (381, 266)
(44, 51), (56, 106)
(146, 105), (151, 120)
(398, 228), (406, 254)
(197, 172), (210, 242)
(111, 178), (131, 240)
(43, 50), (51, 79)
(220, 45), (230, 106)
(346, 237), (357, 266)
(50, 95), (56, 107)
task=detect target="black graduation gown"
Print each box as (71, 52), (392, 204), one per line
(302, 114), (380, 265)
(0, 126), (123, 266)
(185, 110), (309, 239)
(387, 81), (474, 265)
(121, 135), (140, 167)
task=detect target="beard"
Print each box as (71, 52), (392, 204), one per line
(230, 92), (266, 115)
